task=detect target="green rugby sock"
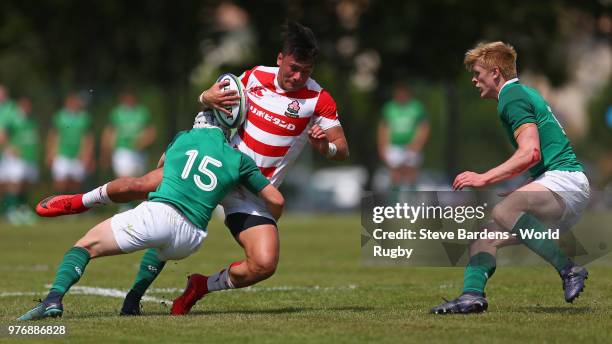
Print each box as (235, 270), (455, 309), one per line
(462, 252), (496, 295)
(130, 249), (166, 296)
(513, 213), (569, 272)
(49, 246), (91, 296)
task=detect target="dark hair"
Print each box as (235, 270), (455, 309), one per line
(281, 21), (318, 62)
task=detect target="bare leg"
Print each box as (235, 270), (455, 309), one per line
(229, 224), (279, 287)
(75, 218), (124, 258)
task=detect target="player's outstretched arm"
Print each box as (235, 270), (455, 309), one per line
(36, 168), (164, 217)
(106, 167), (163, 203)
(258, 184), (285, 221)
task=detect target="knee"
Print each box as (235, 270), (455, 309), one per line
(491, 204), (520, 230)
(249, 254), (278, 280)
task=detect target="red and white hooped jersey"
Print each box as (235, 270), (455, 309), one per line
(230, 65), (341, 186)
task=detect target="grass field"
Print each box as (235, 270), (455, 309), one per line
(1, 213), (612, 343)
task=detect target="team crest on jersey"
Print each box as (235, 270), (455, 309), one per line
(285, 100), (300, 118)
(248, 86), (266, 98)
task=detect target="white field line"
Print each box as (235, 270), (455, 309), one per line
(0, 284), (358, 303)
(0, 285), (168, 303)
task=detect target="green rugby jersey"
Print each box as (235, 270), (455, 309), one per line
(148, 128), (270, 230)
(0, 100), (18, 129)
(497, 80), (582, 178)
(52, 109), (91, 159)
(109, 105), (151, 150)
(382, 99), (427, 145)
(8, 111), (38, 163)
(0, 100), (18, 158)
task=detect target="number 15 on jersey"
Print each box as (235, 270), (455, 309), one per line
(181, 150), (222, 191)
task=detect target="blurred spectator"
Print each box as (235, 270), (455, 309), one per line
(1, 98), (39, 225)
(46, 93), (94, 193)
(606, 105), (612, 128)
(0, 85), (19, 217)
(0, 85), (18, 130)
(101, 89), (156, 178)
(377, 81), (430, 191)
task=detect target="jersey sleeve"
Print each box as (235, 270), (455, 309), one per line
(239, 66), (258, 87)
(502, 98), (536, 132)
(238, 153), (271, 194)
(313, 89), (341, 130)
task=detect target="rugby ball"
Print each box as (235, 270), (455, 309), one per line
(212, 73), (247, 129)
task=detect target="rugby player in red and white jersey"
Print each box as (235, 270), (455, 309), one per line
(171, 20), (349, 315)
(35, 21), (349, 316)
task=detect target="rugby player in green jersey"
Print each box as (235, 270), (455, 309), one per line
(0, 85), (20, 216)
(101, 90), (156, 178)
(1, 98), (39, 225)
(0, 85), (18, 142)
(18, 112), (284, 320)
(378, 81), (430, 190)
(46, 93), (94, 193)
(431, 41), (590, 314)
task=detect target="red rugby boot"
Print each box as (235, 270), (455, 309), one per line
(36, 194), (89, 217)
(171, 274), (209, 315)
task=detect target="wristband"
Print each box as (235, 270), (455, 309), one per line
(326, 142), (338, 158)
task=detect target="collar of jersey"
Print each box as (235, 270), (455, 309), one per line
(498, 77), (519, 99)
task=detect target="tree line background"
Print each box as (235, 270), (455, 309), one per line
(0, 0), (610, 195)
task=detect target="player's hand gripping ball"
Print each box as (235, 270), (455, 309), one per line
(212, 73), (247, 129)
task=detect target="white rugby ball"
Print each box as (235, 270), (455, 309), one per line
(212, 73), (247, 129)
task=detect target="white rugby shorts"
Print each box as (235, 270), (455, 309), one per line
(52, 156), (86, 182)
(0, 155), (38, 183)
(111, 201), (206, 261)
(221, 187), (274, 221)
(112, 148), (146, 177)
(385, 145), (422, 168)
(533, 170), (590, 229)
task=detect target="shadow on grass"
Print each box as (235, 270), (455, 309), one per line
(516, 306), (592, 314)
(68, 306), (374, 319)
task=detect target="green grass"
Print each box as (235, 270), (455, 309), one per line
(1, 213), (612, 343)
